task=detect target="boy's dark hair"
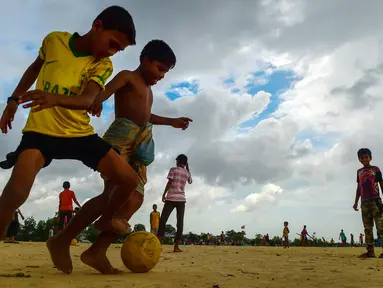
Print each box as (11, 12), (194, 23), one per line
(63, 181), (70, 189)
(284, 221), (288, 225)
(140, 40), (176, 68)
(176, 154), (188, 165)
(357, 148), (372, 159)
(95, 6), (136, 45)
(153, 204), (157, 208)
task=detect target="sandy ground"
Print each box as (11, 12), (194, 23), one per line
(1, 243), (383, 288)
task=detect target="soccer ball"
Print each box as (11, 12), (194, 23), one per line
(121, 231), (161, 273)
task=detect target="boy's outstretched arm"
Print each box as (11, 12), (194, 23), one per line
(19, 81), (102, 111)
(353, 185), (360, 211)
(150, 114), (192, 130)
(0, 56), (44, 133)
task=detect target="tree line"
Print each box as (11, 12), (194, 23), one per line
(12, 215), (344, 247)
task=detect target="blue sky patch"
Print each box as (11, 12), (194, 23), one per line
(165, 80), (199, 101)
(296, 130), (340, 150)
(239, 69), (300, 128)
(223, 76), (235, 88)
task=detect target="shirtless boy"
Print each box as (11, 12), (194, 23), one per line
(48, 39), (192, 274)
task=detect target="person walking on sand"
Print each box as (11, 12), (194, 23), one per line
(339, 229), (346, 247)
(157, 154), (192, 252)
(4, 209), (24, 243)
(360, 233), (364, 246)
(283, 221), (290, 248)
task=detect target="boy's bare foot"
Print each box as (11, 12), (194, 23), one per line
(173, 246), (183, 253)
(81, 249), (122, 274)
(358, 251), (376, 258)
(94, 218), (131, 235)
(46, 236), (73, 274)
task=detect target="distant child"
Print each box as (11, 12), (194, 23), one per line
(0, 5), (139, 274)
(58, 181), (81, 232)
(353, 148), (383, 258)
(339, 229), (346, 247)
(158, 154), (192, 252)
(150, 204), (160, 235)
(4, 209), (24, 243)
(360, 233), (364, 246)
(220, 231), (225, 245)
(283, 221), (290, 248)
(49, 226), (55, 238)
(330, 238), (335, 246)
(50, 40), (191, 274)
(265, 234), (270, 246)
(301, 225), (310, 246)
(350, 233), (354, 247)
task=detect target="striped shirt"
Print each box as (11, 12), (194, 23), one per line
(165, 166), (192, 202)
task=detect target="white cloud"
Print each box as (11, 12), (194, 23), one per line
(233, 184), (283, 212)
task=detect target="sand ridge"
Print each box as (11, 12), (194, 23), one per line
(1, 243), (383, 287)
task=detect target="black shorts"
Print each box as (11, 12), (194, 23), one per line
(0, 132), (112, 171)
(58, 210), (73, 229)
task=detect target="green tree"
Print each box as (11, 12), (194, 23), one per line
(255, 234), (263, 246)
(84, 224), (100, 243)
(134, 223), (146, 232)
(185, 232), (199, 244)
(17, 217), (36, 241)
(225, 230), (236, 240)
(33, 220), (47, 242)
(165, 224), (176, 235)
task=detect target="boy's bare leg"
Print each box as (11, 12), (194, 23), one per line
(91, 149), (140, 234)
(81, 190), (143, 274)
(0, 150), (44, 240)
(47, 180), (116, 274)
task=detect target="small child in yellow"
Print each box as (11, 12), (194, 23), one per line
(283, 221), (289, 248)
(150, 204), (160, 235)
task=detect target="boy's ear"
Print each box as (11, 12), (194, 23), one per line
(92, 20), (104, 30)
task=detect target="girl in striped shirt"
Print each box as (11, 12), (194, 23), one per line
(157, 154), (192, 252)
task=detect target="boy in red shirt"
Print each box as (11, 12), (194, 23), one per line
(58, 181), (81, 232)
(353, 148), (383, 258)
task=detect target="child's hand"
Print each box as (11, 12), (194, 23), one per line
(87, 100), (103, 117)
(171, 117), (193, 130)
(162, 195), (166, 203)
(19, 90), (58, 112)
(0, 101), (18, 134)
(353, 203), (359, 211)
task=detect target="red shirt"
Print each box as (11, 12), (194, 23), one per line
(59, 189), (76, 211)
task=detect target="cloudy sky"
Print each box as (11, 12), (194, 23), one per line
(1, 0), (383, 240)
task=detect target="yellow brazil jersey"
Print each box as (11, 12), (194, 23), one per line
(23, 31), (113, 137)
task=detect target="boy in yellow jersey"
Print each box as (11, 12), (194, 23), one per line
(54, 40), (191, 274)
(150, 204), (161, 235)
(0, 6), (138, 274)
